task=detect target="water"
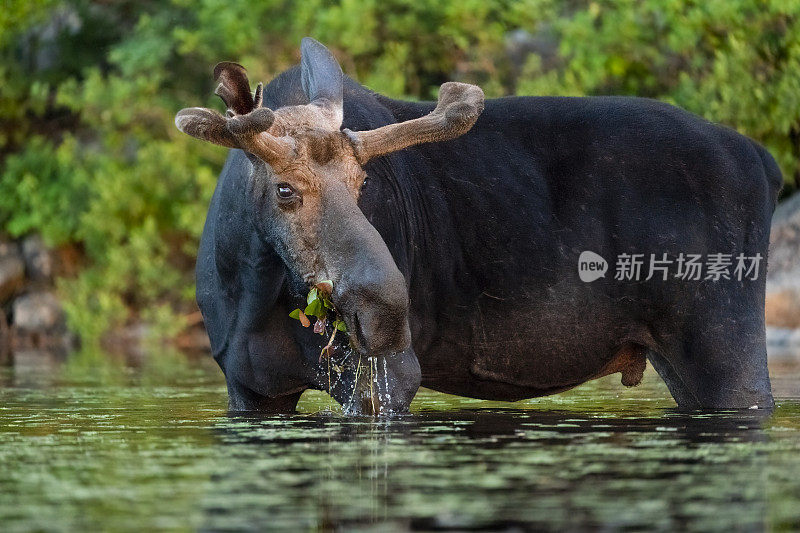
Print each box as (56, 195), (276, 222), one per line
(1, 355), (799, 532)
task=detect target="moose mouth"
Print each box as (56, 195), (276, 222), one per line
(328, 303), (410, 359)
(294, 274), (414, 415)
(296, 277), (411, 358)
(321, 334), (414, 416)
(325, 259), (412, 358)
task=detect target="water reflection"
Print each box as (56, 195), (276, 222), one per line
(206, 407), (780, 531)
(0, 359), (798, 531)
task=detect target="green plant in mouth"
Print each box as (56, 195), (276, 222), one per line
(289, 280), (348, 365)
(289, 282), (371, 404)
(289, 280), (347, 334)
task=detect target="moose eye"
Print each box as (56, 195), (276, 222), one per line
(276, 183), (296, 200)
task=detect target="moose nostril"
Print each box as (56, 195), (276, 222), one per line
(352, 312), (369, 352)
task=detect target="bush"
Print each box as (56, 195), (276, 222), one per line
(1, 0), (798, 345)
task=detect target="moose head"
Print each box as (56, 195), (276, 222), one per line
(175, 38), (483, 364)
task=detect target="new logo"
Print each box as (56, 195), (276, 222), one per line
(578, 251), (608, 282)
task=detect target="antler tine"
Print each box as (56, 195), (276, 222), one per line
(226, 107), (276, 136)
(213, 61), (256, 115)
(177, 62), (294, 166)
(175, 107), (239, 148)
(254, 82), (264, 109)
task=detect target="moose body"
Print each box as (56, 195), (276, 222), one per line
(182, 39), (780, 414)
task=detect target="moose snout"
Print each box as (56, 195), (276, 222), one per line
(335, 263), (411, 357)
(318, 181), (411, 356)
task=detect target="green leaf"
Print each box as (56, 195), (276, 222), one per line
(334, 319), (348, 332)
(289, 309), (301, 319)
(304, 299), (326, 318)
(307, 287), (318, 305)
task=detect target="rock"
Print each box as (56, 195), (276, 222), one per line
(504, 27), (561, 93)
(21, 234), (54, 283)
(766, 192), (800, 330)
(175, 324), (212, 353)
(11, 350), (65, 387)
(505, 27), (559, 70)
(101, 323), (150, 365)
(767, 327), (800, 365)
(11, 292), (74, 352)
(769, 191), (800, 280)
(0, 241), (25, 304)
(12, 292), (65, 334)
(765, 288), (800, 329)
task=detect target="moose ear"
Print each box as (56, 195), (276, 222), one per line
(300, 37), (343, 125)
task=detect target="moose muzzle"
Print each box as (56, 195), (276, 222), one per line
(320, 182), (411, 357)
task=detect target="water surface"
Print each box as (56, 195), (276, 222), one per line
(1, 355), (799, 531)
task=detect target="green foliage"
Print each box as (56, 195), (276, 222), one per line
(517, 0), (800, 189)
(290, 282), (346, 335)
(1, 0), (799, 346)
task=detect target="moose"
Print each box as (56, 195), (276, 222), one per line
(176, 38), (780, 414)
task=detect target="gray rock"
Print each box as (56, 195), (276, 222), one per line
(767, 326), (800, 364)
(12, 292), (64, 333)
(11, 350), (64, 387)
(769, 191), (800, 284)
(766, 192), (800, 331)
(21, 234), (54, 282)
(503, 26), (563, 95)
(0, 241), (25, 305)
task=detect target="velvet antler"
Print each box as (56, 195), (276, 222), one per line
(176, 43), (485, 168)
(175, 63), (294, 164)
(343, 82), (484, 164)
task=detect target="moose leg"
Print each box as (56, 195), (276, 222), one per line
(226, 378), (304, 413)
(661, 303), (773, 410)
(680, 326), (772, 409)
(647, 349), (702, 409)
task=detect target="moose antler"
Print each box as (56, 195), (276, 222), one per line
(213, 61), (261, 115)
(176, 52), (484, 167)
(343, 82), (484, 164)
(175, 62), (294, 165)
